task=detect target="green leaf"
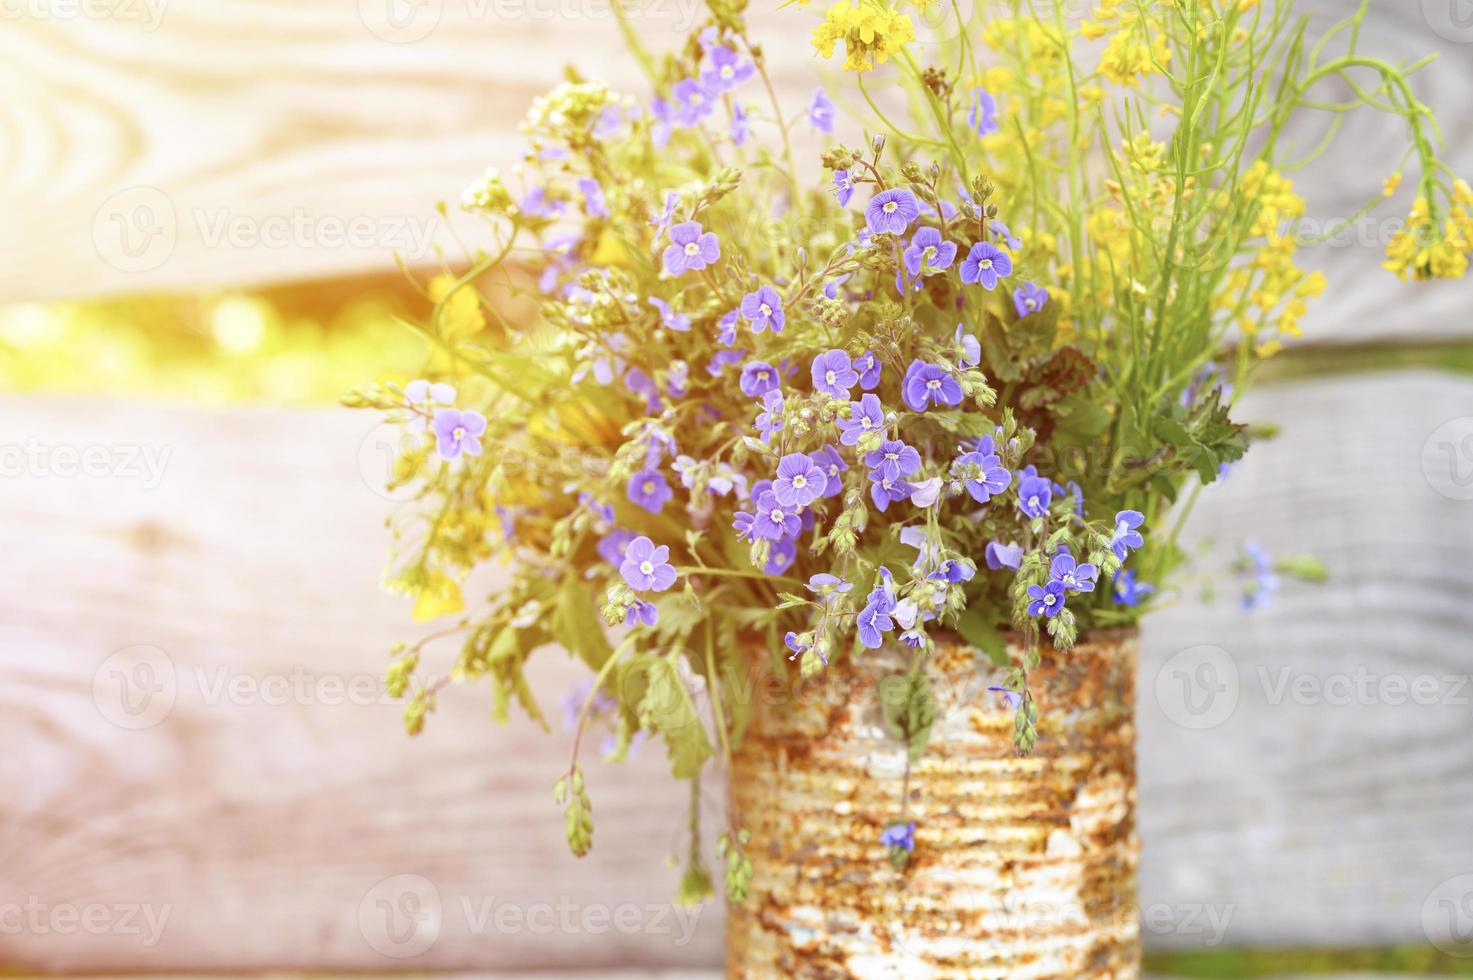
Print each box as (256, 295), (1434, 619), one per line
(878, 671), (936, 764)
(551, 575), (614, 670)
(638, 655), (714, 780)
(955, 607), (1011, 667)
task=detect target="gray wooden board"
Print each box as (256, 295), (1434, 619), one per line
(1, 371), (1472, 970)
(2, 0), (1470, 346)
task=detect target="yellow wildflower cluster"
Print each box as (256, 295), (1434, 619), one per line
(812, 0), (916, 73)
(980, 16), (1066, 70)
(1383, 181), (1473, 281)
(1082, 1), (1172, 87)
(1214, 162), (1322, 357)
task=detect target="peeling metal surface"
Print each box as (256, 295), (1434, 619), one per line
(727, 630), (1140, 979)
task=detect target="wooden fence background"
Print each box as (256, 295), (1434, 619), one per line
(3, 0), (1473, 973)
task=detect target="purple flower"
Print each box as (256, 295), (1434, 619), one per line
(740, 285), (785, 334)
(624, 599), (659, 627)
(432, 408), (486, 460)
(867, 472), (914, 512)
(955, 448), (1011, 503)
(703, 45), (754, 91)
(954, 323), (981, 368)
(729, 102), (749, 146)
(908, 476), (943, 507)
(772, 452), (828, 508)
(1239, 539), (1279, 611)
(706, 348), (745, 376)
(806, 573), (852, 600)
(865, 188), (920, 236)
(960, 241), (1012, 290)
(811, 349), (859, 398)
(784, 630), (809, 659)
(989, 219), (1022, 250)
(1048, 547), (1098, 593)
(627, 468), (673, 514)
(838, 393), (886, 446)
(1013, 281), (1049, 318)
(809, 445), (848, 499)
(1018, 473), (1053, 519)
(740, 360), (781, 398)
(865, 439), (921, 481)
(716, 309), (740, 346)
(985, 541), (1024, 570)
(649, 297), (691, 333)
(1026, 580), (1067, 618)
(1112, 569), (1154, 607)
(832, 169), (855, 207)
(754, 389), (784, 441)
(519, 186), (564, 219)
(902, 227), (957, 278)
(663, 220), (720, 276)
(578, 178), (609, 219)
(673, 76), (718, 126)
(650, 97), (675, 149)
(854, 351), (882, 390)
(880, 820), (916, 852)
(901, 361), (964, 413)
(1110, 510), (1146, 560)
(988, 685), (1022, 710)
(809, 87), (835, 133)
(751, 489), (800, 541)
(968, 88), (998, 136)
(764, 537), (797, 575)
(597, 528), (636, 566)
(620, 535), (678, 592)
(857, 599), (894, 649)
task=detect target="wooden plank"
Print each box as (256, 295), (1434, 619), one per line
(0, 397), (722, 972)
(1140, 370), (1473, 950)
(2, 371), (1471, 971)
(2, 0), (1470, 345)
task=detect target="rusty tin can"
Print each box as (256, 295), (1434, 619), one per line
(726, 629), (1140, 979)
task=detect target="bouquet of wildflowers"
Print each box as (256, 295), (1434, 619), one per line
(348, 0), (1463, 895)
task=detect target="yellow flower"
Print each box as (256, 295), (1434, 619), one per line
(812, 1), (915, 73)
(412, 573), (466, 622)
(428, 273), (486, 340)
(1382, 172), (1402, 198)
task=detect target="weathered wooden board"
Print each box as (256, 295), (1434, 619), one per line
(1, 370), (1471, 972)
(1139, 370), (1473, 951)
(3, 0), (1471, 344)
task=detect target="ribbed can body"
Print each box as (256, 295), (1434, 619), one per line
(726, 630), (1140, 979)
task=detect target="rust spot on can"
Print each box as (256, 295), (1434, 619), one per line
(727, 629), (1141, 979)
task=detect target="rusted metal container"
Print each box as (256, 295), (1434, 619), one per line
(726, 629), (1139, 979)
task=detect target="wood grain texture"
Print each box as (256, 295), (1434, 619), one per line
(3, 0), (1470, 345)
(1139, 370), (1473, 950)
(2, 370), (1471, 972)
